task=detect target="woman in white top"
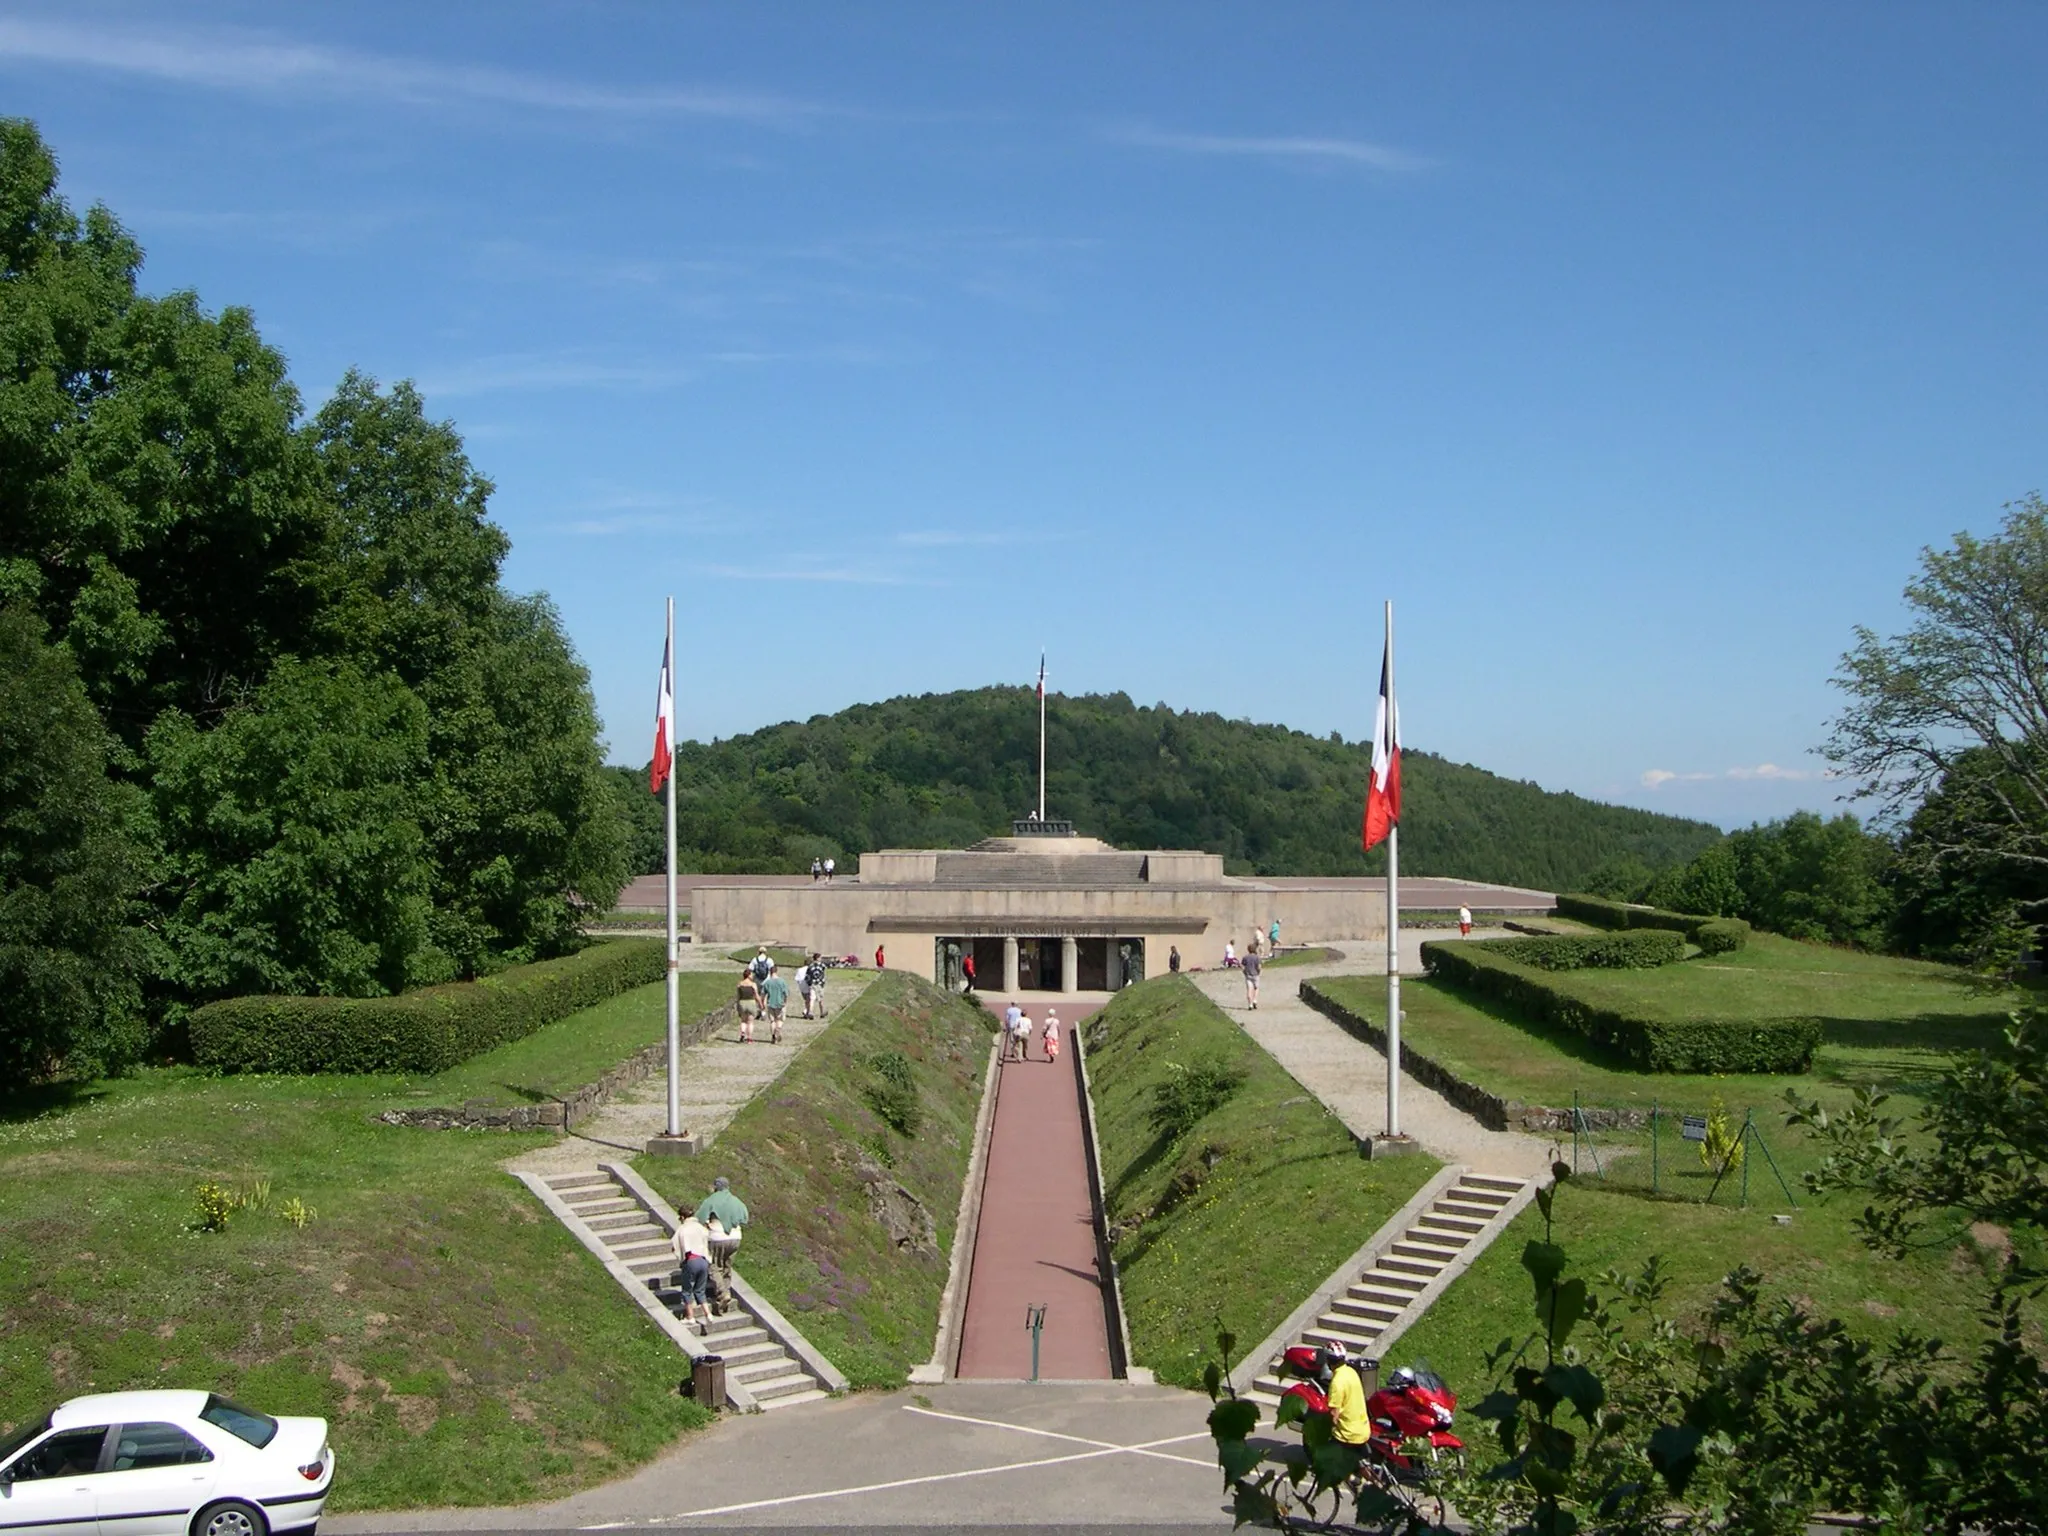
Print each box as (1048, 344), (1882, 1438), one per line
(673, 1212), (713, 1332)
(1223, 939), (1237, 968)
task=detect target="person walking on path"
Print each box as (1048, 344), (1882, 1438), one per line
(962, 952), (976, 992)
(810, 856), (823, 882)
(750, 946), (773, 988)
(1223, 938), (1236, 969)
(735, 968), (760, 1042)
(1002, 1002), (1024, 1060)
(875, 943), (886, 970)
(1169, 945), (1181, 974)
(761, 966), (789, 1044)
(1042, 1010), (1060, 1065)
(803, 953), (828, 1017)
(1268, 918), (1281, 953)
(823, 856), (835, 882)
(1242, 942), (1263, 1009)
(1012, 1008), (1034, 1063)
(1458, 904), (1473, 938)
(672, 1209), (713, 1334)
(696, 1176), (748, 1310)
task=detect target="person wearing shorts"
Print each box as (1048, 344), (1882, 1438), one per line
(762, 967), (788, 1044)
(1459, 904), (1473, 938)
(1242, 943), (1263, 1010)
(736, 969), (759, 1042)
(673, 1211), (713, 1333)
(804, 954), (827, 1018)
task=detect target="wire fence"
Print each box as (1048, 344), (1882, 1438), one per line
(1561, 1091), (1801, 1210)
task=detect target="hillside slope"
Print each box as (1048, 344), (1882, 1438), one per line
(613, 687), (1719, 891)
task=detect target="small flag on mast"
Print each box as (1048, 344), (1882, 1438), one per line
(650, 635), (675, 794)
(1037, 653), (1046, 701)
(1363, 646), (1401, 849)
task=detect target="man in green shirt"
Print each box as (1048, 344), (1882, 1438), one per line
(761, 968), (789, 1044)
(695, 1176), (749, 1312)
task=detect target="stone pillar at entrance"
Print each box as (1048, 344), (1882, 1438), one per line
(1060, 936), (1079, 994)
(1002, 936), (1020, 993)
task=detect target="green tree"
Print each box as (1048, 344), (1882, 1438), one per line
(0, 607), (151, 1080)
(147, 659), (433, 1000)
(1890, 747), (2048, 969)
(1728, 811), (1896, 947)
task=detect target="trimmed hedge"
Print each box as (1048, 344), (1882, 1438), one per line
(1420, 940), (1820, 1074)
(1487, 930), (1685, 971)
(189, 940), (665, 1075)
(1555, 893), (1752, 953)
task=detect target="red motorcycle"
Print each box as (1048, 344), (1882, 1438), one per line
(1278, 1348), (1463, 1481)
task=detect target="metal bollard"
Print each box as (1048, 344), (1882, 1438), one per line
(1024, 1304), (1047, 1382)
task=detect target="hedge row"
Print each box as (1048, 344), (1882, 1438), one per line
(189, 939), (666, 1075)
(1420, 940), (1819, 1074)
(1487, 930), (1685, 971)
(1555, 893), (1752, 954)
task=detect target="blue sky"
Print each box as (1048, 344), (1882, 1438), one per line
(4, 4), (2044, 829)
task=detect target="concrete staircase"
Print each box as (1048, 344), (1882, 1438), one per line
(1245, 1171), (1533, 1411)
(519, 1165), (843, 1412)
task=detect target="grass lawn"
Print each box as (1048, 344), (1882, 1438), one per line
(387, 975), (733, 1109)
(635, 973), (993, 1388)
(1267, 946), (1342, 968)
(1085, 976), (1439, 1388)
(1316, 934), (2027, 1114)
(0, 1078), (719, 1511)
(724, 945), (809, 968)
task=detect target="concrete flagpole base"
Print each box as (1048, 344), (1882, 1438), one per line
(644, 1132), (701, 1156)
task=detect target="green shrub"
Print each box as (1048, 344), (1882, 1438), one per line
(1692, 918), (1750, 956)
(1149, 1055), (1246, 1140)
(1555, 893), (1751, 953)
(187, 939), (663, 1074)
(1420, 941), (1818, 1074)
(1488, 930), (1685, 971)
(861, 1049), (922, 1137)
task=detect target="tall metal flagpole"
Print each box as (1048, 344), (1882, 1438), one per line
(1037, 653), (1047, 823)
(1384, 600), (1401, 1140)
(664, 597), (681, 1140)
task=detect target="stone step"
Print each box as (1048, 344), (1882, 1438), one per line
(585, 1210), (653, 1232)
(1449, 1185), (1513, 1207)
(1349, 1284), (1418, 1309)
(1390, 1241), (1458, 1265)
(1462, 1175), (1527, 1194)
(745, 1370), (818, 1400)
(601, 1227), (669, 1249)
(1399, 1233), (1466, 1256)
(565, 1196), (639, 1217)
(610, 1239), (675, 1260)
(1330, 1299), (1403, 1327)
(706, 1340), (787, 1367)
(757, 1387), (830, 1411)
(729, 1351), (801, 1382)
(626, 1257), (673, 1277)
(1433, 1199), (1504, 1222)
(547, 1172), (612, 1191)
(1361, 1268), (1425, 1292)
(1417, 1212), (1485, 1236)
(1380, 1255), (1448, 1278)
(1303, 1323), (1380, 1352)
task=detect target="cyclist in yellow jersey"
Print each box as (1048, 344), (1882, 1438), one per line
(1326, 1347), (1372, 1449)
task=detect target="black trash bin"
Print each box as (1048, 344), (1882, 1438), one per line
(691, 1353), (726, 1408)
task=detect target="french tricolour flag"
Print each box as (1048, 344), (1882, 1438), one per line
(1362, 646), (1400, 850)
(650, 636), (674, 794)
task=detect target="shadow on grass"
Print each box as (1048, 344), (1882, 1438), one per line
(0, 1079), (109, 1124)
(1113, 1146), (1365, 1270)
(495, 1083), (556, 1104)
(1421, 981), (1639, 1074)
(1818, 1011), (2017, 1053)
(1105, 1126), (1178, 1216)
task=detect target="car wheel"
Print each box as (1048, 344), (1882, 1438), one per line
(193, 1500), (268, 1536)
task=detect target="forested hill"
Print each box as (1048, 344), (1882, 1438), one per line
(619, 687), (1721, 890)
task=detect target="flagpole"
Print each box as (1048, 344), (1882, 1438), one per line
(1037, 654), (1047, 823)
(664, 596), (681, 1140)
(1384, 600), (1401, 1141)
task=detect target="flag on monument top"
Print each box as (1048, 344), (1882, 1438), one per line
(1037, 653), (1046, 700)
(1363, 645), (1400, 850)
(650, 635), (674, 795)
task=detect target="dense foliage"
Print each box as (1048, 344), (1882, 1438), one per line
(1487, 930), (1686, 971)
(1420, 940), (1821, 1073)
(651, 687), (1722, 887)
(187, 938), (662, 1075)
(0, 120), (622, 1077)
(1553, 893), (1753, 953)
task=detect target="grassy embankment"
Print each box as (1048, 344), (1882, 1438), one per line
(724, 945), (810, 968)
(1084, 975), (1439, 1388)
(637, 971), (993, 1388)
(1266, 946), (1342, 969)
(1314, 938), (2042, 1392)
(0, 976), (734, 1512)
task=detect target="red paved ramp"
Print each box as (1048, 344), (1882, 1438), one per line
(954, 1004), (1114, 1379)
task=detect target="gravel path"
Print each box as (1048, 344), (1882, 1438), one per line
(1188, 940), (1561, 1180)
(508, 954), (877, 1178)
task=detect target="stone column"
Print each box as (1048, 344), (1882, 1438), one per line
(1060, 936), (1079, 995)
(1002, 936), (1020, 993)
(1106, 942), (1124, 992)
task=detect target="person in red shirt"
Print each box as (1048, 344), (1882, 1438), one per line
(961, 953), (976, 992)
(875, 944), (886, 970)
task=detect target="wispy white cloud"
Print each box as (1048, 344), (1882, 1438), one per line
(0, 15), (819, 124)
(894, 529), (1022, 548)
(413, 355), (699, 397)
(1641, 763), (1836, 789)
(1113, 124), (1428, 173)
(698, 564), (938, 587)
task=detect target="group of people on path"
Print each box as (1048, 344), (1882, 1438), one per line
(670, 1174), (749, 1334)
(734, 947), (835, 1042)
(999, 1000), (1060, 1064)
(807, 856), (837, 881)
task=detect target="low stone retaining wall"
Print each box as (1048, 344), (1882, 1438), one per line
(1296, 983), (1648, 1133)
(378, 1002), (738, 1131)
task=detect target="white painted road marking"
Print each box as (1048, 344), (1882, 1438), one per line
(903, 1404), (1214, 1467)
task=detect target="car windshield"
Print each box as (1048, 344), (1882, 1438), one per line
(0, 1415), (52, 1469)
(198, 1397), (277, 1449)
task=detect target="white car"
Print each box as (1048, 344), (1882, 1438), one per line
(0, 1391), (333, 1536)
